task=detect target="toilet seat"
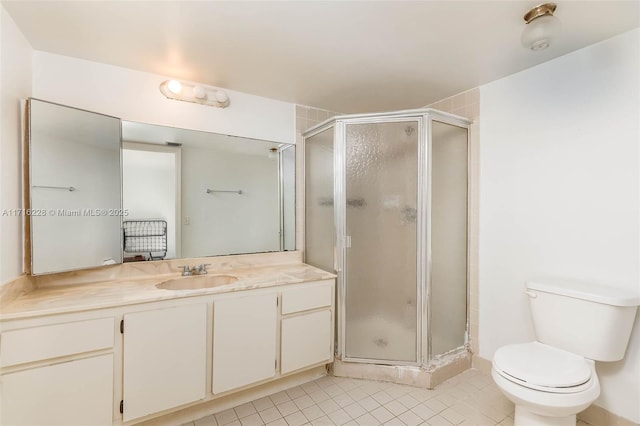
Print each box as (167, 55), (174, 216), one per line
(493, 341), (593, 394)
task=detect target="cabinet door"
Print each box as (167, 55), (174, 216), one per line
(1, 354), (113, 426)
(213, 293), (277, 393)
(123, 303), (207, 422)
(281, 310), (332, 374)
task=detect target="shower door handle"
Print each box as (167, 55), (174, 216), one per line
(344, 236), (352, 248)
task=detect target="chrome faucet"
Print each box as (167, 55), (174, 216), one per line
(178, 264), (210, 276)
(178, 265), (193, 276)
(194, 264), (210, 275)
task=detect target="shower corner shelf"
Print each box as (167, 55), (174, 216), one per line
(123, 219), (167, 261)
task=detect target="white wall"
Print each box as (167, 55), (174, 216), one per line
(31, 51), (295, 144)
(479, 29), (639, 422)
(0, 5), (32, 283)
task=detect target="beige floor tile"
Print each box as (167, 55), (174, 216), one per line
(302, 382), (322, 394)
(266, 419), (288, 426)
(327, 408), (352, 425)
(355, 413), (382, 425)
(303, 405), (326, 421)
(311, 416), (335, 426)
(254, 397), (276, 411)
(240, 413), (265, 426)
(294, 395), (316, 410)
(235, 403), (258, 419)
(440, 407), (466, 425)
(190, 369), (518, 426)
(324, 384), (345, 398)
(397, 394), (421, 409)
(426, 415), (454, 426)
(424, 398), (448, 414)
(371, 406), (395, 424)
(372, 391), (394, 405)
(411, 404), (437, 421)
(318, 398), (341, 415)
(384, 400), (409, 416)
(398, 410), (424, 426)
(343, 402), (367, 420)
(259, 407), (284, 424)
(267, 418), (289, 426)
(347, 388), (370, 402)
(359, 396), (382, 412)
(334, 393), (356, 408)
(285, 411), (309, 426)
(277, 401), (300, 417)
(271, 391), (293, 405)
(287, 386), (308, 399)
(216, 409), (240, 425)
(309, 390), (332, 404)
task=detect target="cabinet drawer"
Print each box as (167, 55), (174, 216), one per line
(1, 354), (114, 426)
(281, 281), (333, 315)
(0, 317), (115, 367)
(281, 310), (332, 374)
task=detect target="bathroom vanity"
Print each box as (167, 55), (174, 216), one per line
(0, 257), (335, 425)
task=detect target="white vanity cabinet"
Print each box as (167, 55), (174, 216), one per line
(122, 303), (207, 422)
(212, 292), (278, 393)
(280, 281), (334, 374)
(0, 276), (335, 425)
(0, 317), (116, 426)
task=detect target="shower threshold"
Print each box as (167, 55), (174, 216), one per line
(330, 347), (471, 389)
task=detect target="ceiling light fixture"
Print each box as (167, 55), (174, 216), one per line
(159, 80), (230, 108)
(521, 3), (560, 51)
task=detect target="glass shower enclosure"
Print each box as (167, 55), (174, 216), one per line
(305, 109), (470, 367)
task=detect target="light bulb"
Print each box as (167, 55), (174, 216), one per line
(215, 90), (229, 103)
(193, 85), (207, 99)
(167, 80), (182, 94)
(521, 14), (561, 51)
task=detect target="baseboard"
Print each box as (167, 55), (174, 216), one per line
(579, 404), (639, 426)
(471, 354), (492, 374)
(472, 355), (639, 426)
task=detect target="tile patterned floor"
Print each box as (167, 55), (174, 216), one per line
(184, 368), (592, 426)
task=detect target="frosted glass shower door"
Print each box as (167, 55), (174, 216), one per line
(430, 120), (468, 357)
(305, 127), (335, 272)
(344, 120), (419, 363)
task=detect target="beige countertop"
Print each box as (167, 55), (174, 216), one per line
(0, 263), (336, 321)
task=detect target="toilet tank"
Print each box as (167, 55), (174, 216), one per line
(526, 278), (639, 362)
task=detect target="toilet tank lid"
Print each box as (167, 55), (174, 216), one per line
(526, 278), (640, 307)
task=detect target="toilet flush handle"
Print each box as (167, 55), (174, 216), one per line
(525, 290), (538, 298)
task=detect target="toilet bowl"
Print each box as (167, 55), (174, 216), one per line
(492, 342), (600, 426)
(491, 278), (639, 426)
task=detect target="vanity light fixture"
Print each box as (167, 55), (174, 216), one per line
(159, 79), (230, 108)
(521, 3), (560, 51)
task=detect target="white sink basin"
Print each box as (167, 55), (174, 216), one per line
(156, 274), (239, 290)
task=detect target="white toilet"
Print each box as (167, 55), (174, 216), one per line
(491, 278), (639, 426)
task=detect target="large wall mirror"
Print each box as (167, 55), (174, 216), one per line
(121, 121), (296, 261)
(27, 99), (296, 275)
(28, 99), (123, 274)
